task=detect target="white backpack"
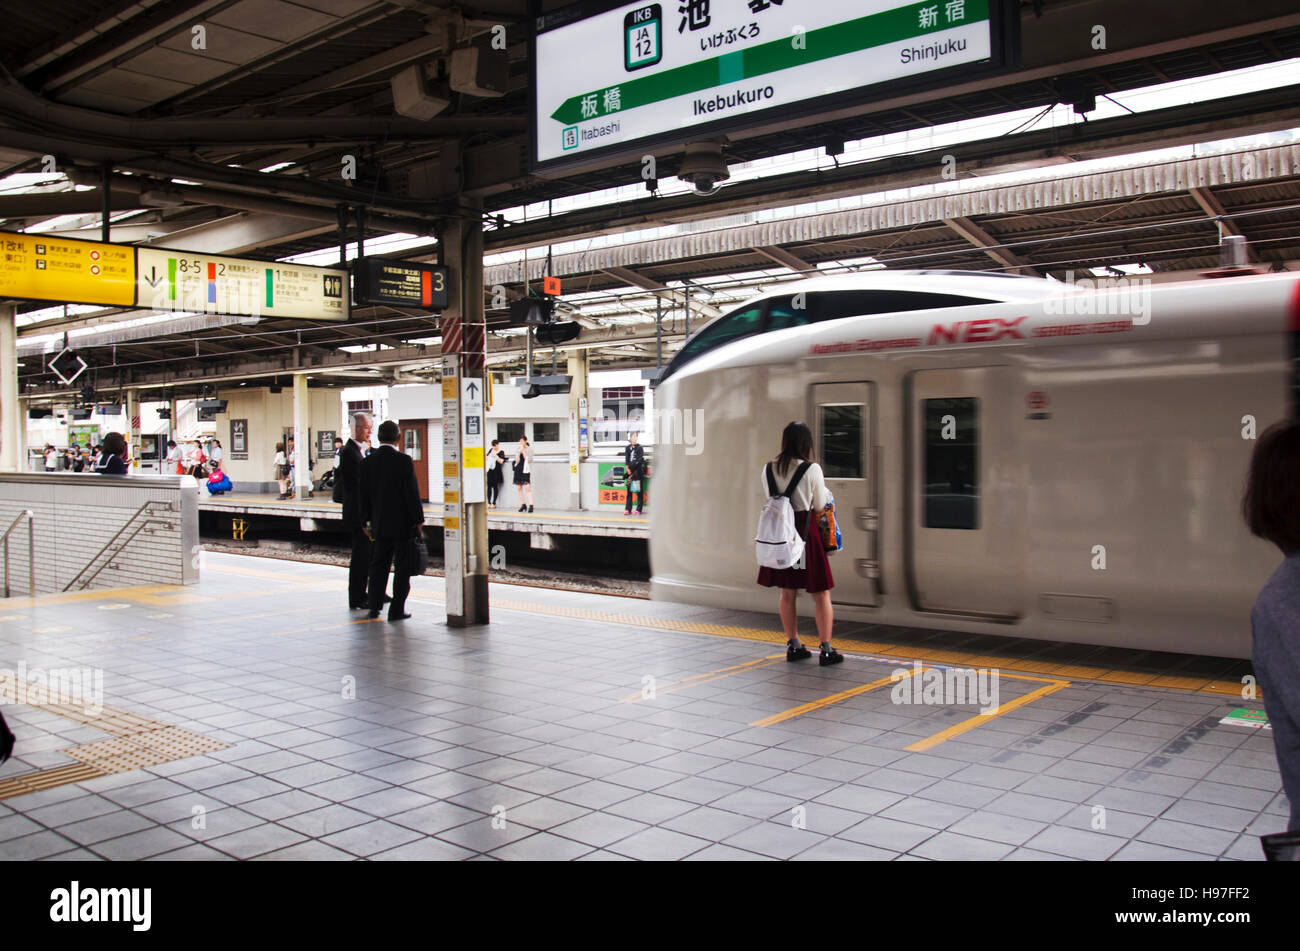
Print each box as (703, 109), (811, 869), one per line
(755, 462), (811, 569)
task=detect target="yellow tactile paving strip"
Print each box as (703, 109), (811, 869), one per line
(0, 683), (230, 802)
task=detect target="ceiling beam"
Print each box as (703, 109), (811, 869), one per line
(942, 217), (1041, 276)
(1189, 185), (1247, 241)
(754, 245), (814, 273)
(601, 267), (723, 318)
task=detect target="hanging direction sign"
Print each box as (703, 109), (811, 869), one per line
(533, 0), (1011, 171)
(354, 258), (450, 310)
(137, 248), (349, 321)
(0, 231), (135, 307)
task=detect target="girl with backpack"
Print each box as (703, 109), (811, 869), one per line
(756, 421), (841, 666)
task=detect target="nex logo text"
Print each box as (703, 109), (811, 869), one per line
(927, 316), (1027, 345)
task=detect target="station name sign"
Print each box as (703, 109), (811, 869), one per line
(532, 0), (1013, 173)
(0, 230), (349, 322)
(353, 258), (449, 310)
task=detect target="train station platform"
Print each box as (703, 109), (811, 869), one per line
(0, 551), (1285, 861)
(199, 492), (648, 539)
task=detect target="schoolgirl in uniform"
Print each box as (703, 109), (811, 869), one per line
(757, 421), (841, 666)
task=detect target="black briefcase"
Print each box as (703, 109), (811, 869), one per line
(410, 535), (429, 575)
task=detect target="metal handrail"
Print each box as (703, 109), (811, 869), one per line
(1, 510), (35, 598)
(63, 500), (175, 593)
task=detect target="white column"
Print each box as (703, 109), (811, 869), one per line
(0, 303), (20, 472)
(293, 372), (310, 499)
(568, 349), (589, 510)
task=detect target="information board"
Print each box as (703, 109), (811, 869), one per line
(354, 258), (450, 309)
(0, 231), (135, 307)
(533, 0), (1007, 171)
(137, 248), (348, 321)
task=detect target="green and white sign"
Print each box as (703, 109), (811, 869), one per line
(534, 0), (1000, 169)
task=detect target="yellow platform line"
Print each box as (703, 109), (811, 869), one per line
(751, 668), (921, 728)
(903, 679), (1072, 752)
(621, 654), (784, 703)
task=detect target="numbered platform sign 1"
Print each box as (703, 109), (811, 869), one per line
(461, 376), (485, 504)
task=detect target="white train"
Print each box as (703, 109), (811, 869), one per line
(649, 270), (1300, 658)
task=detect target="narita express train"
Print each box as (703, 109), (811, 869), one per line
(649, 270), (1300, 659)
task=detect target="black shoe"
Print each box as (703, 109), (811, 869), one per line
(786, 643), (811, 662)
(519, 504), (526, 512)
(0, 719), (14, 765)
(367, 610), (381, 619)
(819, 647), (844, 667)
(388, 613), (412, 622)
(528, 505), (534, 513)
(349, 602), (366, 610)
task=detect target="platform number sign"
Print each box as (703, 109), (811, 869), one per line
(625, 4), (662, 71)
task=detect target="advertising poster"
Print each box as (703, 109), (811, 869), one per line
(597, 461), (650, 509)
(68, 425), (100, 448)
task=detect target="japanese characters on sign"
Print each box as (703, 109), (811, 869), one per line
(534, 0), (1000, 170)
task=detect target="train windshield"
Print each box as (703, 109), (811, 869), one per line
(660, 289), (994, 383)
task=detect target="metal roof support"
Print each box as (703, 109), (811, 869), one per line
(942, 217), (1042, 277)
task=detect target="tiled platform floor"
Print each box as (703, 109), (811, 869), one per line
(0, 552), (1287, 861)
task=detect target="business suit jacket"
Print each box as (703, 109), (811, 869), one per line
(359, 444), (424, 539)
(334, 438), (366, 530)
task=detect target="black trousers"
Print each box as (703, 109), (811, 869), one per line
(368, 535), (413, 618)
(625, 480), (644, 513)
(348, 528), (372, 606)
(487, 477), (501, 505)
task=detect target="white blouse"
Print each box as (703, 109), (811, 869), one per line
(761, 460), (828, 513)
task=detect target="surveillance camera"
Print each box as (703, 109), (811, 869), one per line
(677, 141), (729, 198)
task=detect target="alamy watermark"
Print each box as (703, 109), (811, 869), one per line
(1044, 270), (1152, 326)
(0, 661), (104, 716)
(890, 661), (999, 715)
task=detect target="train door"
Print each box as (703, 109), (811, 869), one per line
(812, 383), (879, 608)
(908, 367), (1022, 619)
(398, 419), (429, 501)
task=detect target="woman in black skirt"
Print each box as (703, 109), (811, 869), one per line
(757, 421), (842, 666)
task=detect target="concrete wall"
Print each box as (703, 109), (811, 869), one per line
(0, 473), (199, 596)
(213, 387), (342, 492)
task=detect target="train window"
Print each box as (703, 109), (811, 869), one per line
(764, 296), (812, 332)
(673, 305), (764, 363)
(818, 291), (990, 321)
(820, 405), (863, 479)
(923, 398), (979, 530)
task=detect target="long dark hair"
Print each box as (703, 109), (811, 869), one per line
(775, 421), (814, 476)
(1243, 420), (1300, 554)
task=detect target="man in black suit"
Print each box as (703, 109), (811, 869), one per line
(334, 412), (387, 610)
(360, 420), (425, 621)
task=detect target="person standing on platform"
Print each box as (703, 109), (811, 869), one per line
(165, 439), (180, 474)
(209, 438), (224, 471)
(43, 444), (57, 472)
(95, 432), (129, 475)
(756, 421), (841, 666)
(486, 439), (506, 508)
(514, 435), (534, 513)
(359, 420), (423, 622)
(623, 430), (647, 516)
(1243, 420), (1300, 832)
(274, 441), (290, 498)
(335, 413), (386, 611)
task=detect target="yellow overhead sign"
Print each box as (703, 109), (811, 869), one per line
(0, 231), (135, 307)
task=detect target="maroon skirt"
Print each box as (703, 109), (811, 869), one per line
(756, 510), (834, 593)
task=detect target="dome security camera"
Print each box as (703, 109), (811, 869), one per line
(677, 141), (729, 197)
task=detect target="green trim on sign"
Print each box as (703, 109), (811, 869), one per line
(167, 257), (176, 301)
(549, 0), (989, 125)
(265, 268), (274, 309)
